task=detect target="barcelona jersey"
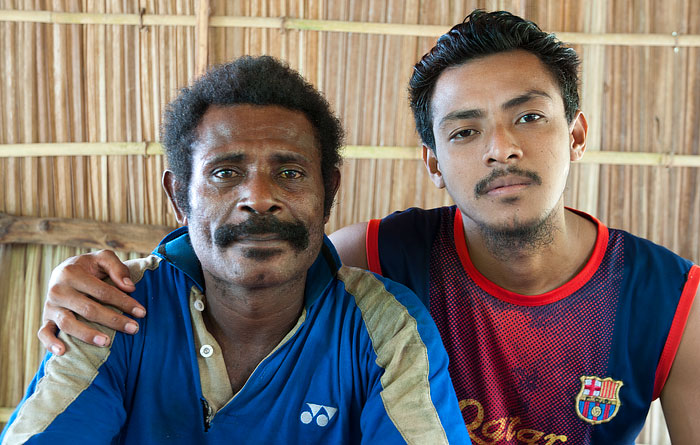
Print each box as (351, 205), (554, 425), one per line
(367, 206), (699, 444)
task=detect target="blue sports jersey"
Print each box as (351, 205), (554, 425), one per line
(2, 228), (470, 444)
(367, 206), (699, 444)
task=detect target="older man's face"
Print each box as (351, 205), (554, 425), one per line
(170, 104), (329, 291)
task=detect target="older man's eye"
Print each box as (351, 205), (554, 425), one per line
(280, 169), (303, 179)
(213, 168), (236, 179)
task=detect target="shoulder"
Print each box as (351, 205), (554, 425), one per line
(377, 206), (454, 248)
(334, 266), (465, 443)
(612, 229), (694, 277)
(381, 206), (452, 227)
(329, 222), (369, 269)
(336, 266), (437, 342)
(123, 255), (163, 284)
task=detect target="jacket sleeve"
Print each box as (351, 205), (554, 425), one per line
(1, 322), (128, 445)
(338, 266), (470, 444)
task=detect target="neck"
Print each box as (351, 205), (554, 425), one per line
(202, 272), (306, 345)
(201, 271), (306, 392)
(463, 207), (597, 295)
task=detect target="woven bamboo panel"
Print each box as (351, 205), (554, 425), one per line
(1, 1), (698, 441)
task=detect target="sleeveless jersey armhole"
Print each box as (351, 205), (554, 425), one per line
(653, 264), (700, 399)
(366, 219), (383, 275)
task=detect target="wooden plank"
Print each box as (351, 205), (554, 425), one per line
(0, 213), (174, 253)
(195, 0), (210, 77)
(2, 143), (700, 167)
(575, 0), (605, 216)
(1, 10), (700, 47)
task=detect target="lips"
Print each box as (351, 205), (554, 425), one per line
(235, 233), (281, 242)
(474, 168), (542, 197)
(482, 176), (534, 194)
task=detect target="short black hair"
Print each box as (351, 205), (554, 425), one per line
(409, 9), (581, 151)
(161, 55), (344, 217)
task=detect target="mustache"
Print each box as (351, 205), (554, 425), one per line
(213, 215), (309, 251)
(474, 167), (542, 197)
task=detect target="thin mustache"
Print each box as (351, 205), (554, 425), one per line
(474, 167), (542, 197)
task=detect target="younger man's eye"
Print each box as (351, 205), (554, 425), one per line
(518, 113), (542, 123)
(450, 128), (477, 140)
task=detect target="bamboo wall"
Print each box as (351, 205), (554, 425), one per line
(1, 1), (699, 442)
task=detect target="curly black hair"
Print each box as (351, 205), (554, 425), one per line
(161, 55), (344, 217)
(409, 10), (581, 151)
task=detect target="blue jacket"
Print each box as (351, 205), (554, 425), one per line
(2, 228), (469, 444)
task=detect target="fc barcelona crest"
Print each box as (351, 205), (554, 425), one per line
(575, 375), (624, 425)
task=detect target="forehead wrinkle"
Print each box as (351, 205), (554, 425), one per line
(197, 118), (318, 149)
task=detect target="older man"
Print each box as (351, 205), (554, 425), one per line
(1, 56), (468, 444)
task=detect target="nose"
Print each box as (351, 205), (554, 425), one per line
(236, 174), (282, 215)
(483, 124), (523, 166)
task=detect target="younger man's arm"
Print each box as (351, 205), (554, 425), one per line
(660, 283), (700, 443)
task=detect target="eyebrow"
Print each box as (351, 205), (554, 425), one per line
(437, 109), (484, 129)
(501, 89), (552, 110)
(270, 152), (311, 165)
(204, 153), (246, 167)
(437, 89), (553, 129)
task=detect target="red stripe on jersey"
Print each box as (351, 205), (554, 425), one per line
(366, 219), (383, 275)
(604, 380), (615, 398)
(452, 207), (610, 306)
(653, 264), (700, 399)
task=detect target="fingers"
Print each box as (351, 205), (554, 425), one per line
(46, 281), (140, 336)
(37, 320), (66, 356)
(49, 252), (145, 318)
(89, 250), (137, 293)
(40, 251), (146, 350)
(41, 303), (115, 349)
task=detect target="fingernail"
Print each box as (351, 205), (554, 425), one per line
(132, 307), (146, 317)
(94, 335), (109, 346)
(125, 322), (139, 334)
(123, 277), (134, 286)
(51, 345), (61, 355)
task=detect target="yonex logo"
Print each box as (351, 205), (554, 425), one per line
(300, 403), (338, 427)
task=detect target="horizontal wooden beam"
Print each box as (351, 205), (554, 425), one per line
(1, 10), (699, 47)
(1, 142), (700, 167)
(0, 213), (174, 253)
(0, 142), (163, 157)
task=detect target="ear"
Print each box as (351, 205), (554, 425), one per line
(162, 170), (188, 225)
(323, 168), (342, 224)
(569, 110), (588, 162)
(422, 144), (445, 189)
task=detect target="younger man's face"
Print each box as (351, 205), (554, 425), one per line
(425, 50), (587, 234)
